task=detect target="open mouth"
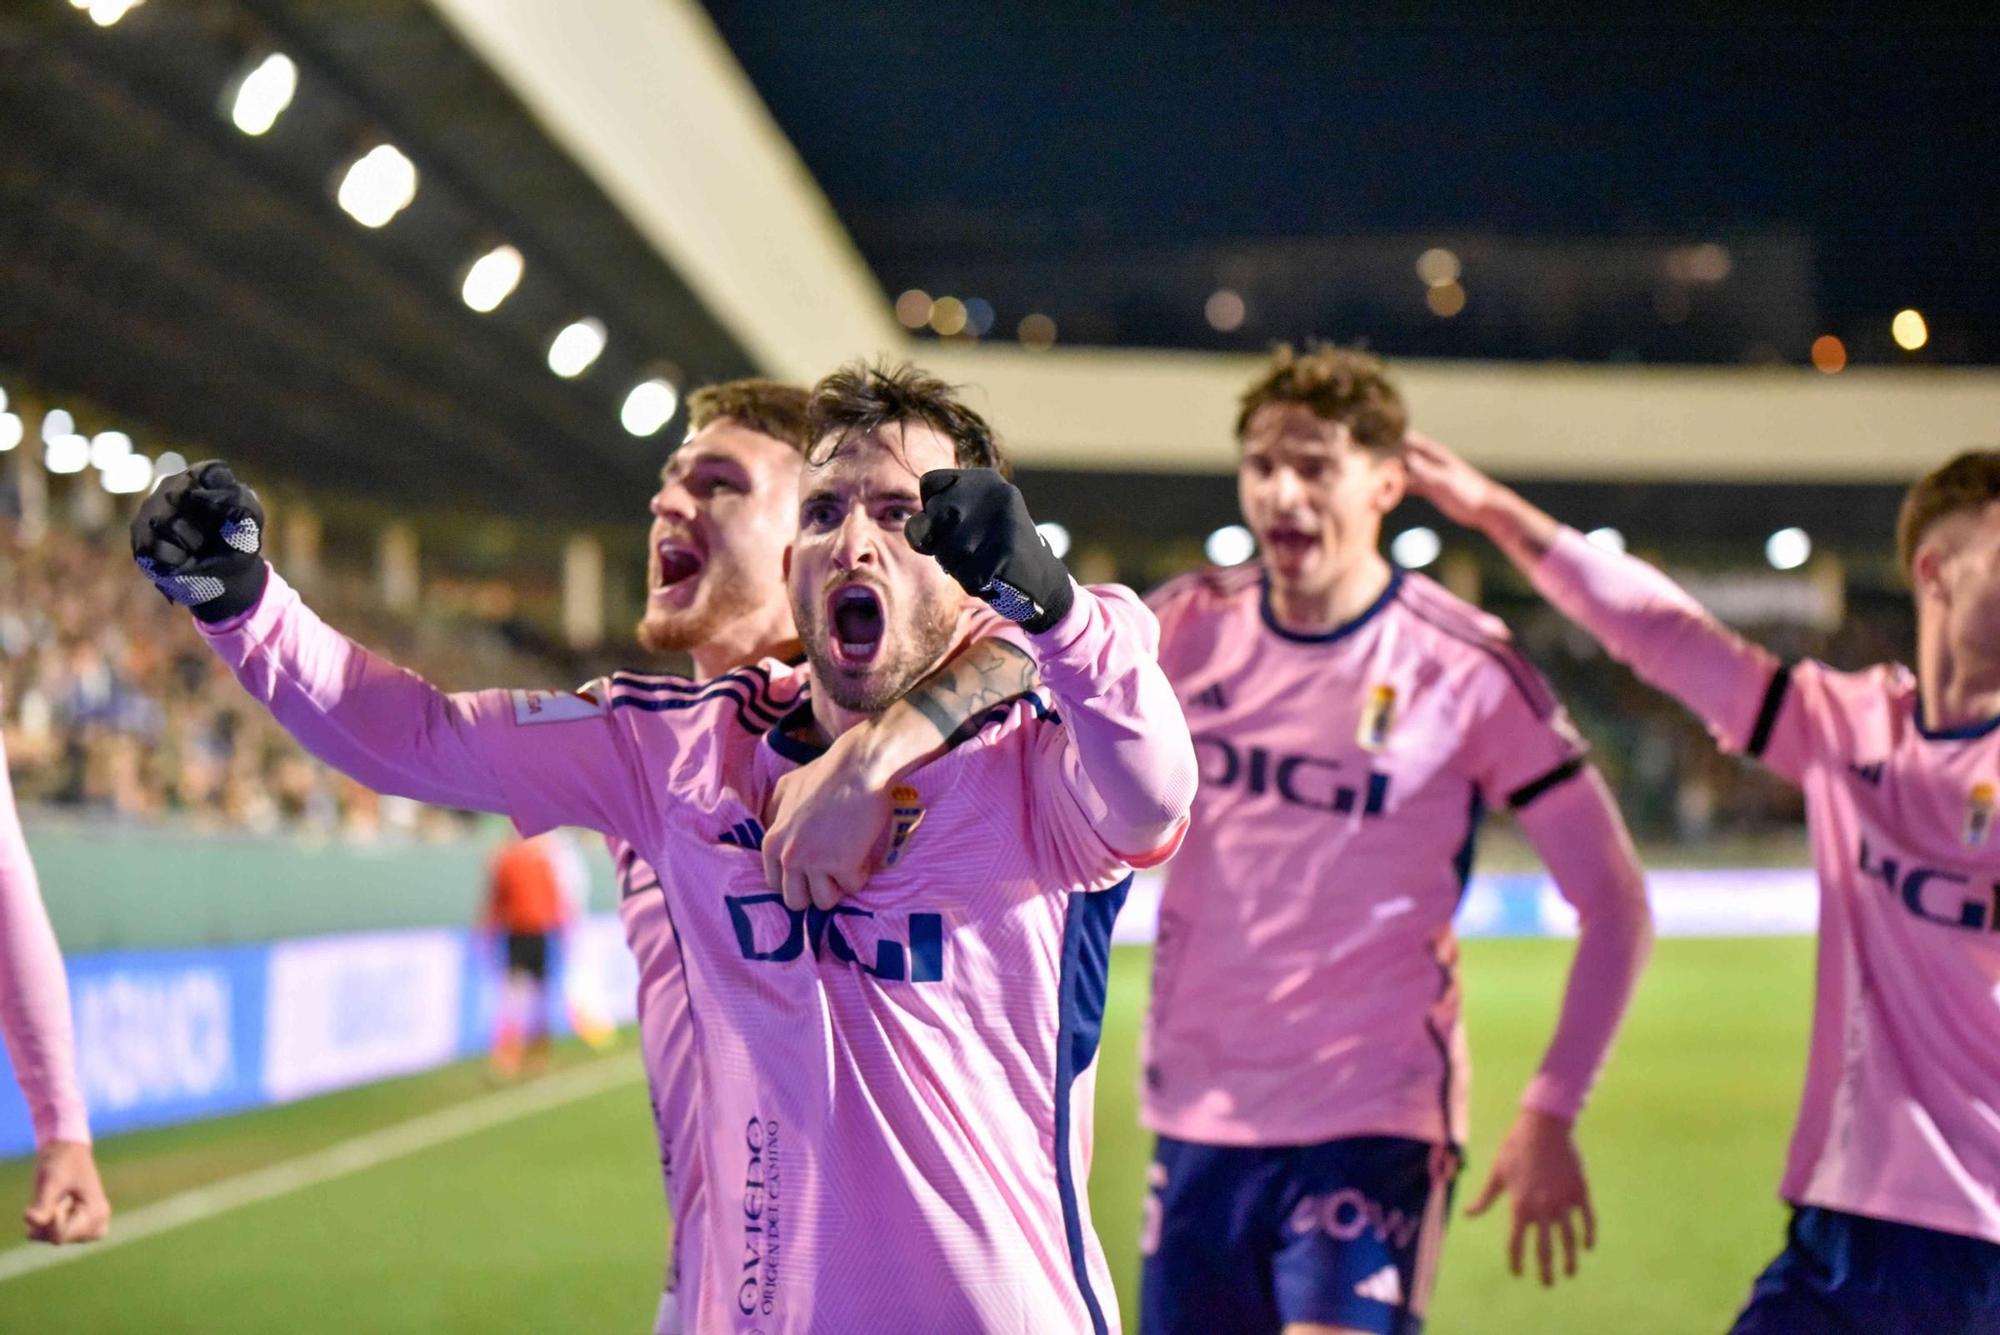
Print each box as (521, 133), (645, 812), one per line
(652, 536), (705, 593)
(826, 583), (885, 667)
(1262, 529), (1319, 562)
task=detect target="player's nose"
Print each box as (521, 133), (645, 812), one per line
(828, 505), (877, 568)
(649, 479), (693, 522)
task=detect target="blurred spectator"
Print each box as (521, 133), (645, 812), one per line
(483, 831), (576, 1080)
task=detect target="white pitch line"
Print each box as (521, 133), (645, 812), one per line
(0, 1054), (644, 1284)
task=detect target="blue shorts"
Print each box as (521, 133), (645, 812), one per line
(1731, 1206), (2000, 1334)
(1138, 1134), (1457, 1335)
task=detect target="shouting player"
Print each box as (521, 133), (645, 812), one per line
(132, 361), (1197, 1334)
(1138, 346), (1653, 1335)
(616, 377), (1065, 1332)
(1407, 436), (2000, 1334)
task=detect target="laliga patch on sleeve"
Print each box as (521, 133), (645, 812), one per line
(512, 685), (607, 726)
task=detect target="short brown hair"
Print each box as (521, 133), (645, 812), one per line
(1897, 448), (2000, 572)
(806, 360), (1008, 475)
(685, 378), (811, 452)
(1235, 343), (1408, 454)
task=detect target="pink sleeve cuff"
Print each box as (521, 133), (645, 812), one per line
(1519, 1073), (1585, 1123)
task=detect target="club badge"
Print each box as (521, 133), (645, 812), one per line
(1357, 684), (1397, 752)
(1967, 781), (1995, 848)
(884, 784), (927, 867)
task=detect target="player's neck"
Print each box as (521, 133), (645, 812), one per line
(1919, 619), (2000, 732)
(1264, 550), (1393, 637)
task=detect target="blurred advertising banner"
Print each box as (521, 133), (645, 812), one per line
(0, 917), (639, 1158)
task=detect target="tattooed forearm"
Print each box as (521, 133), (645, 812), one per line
(907, 639), (1039, 742)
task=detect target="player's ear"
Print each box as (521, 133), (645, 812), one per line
(1910, 539), (1947, 605)
(1372, 451), (1408, 515)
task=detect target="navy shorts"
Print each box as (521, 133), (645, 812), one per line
(1731, 1206), (2000, 1334)
(1138, 1134), (1457, 1335)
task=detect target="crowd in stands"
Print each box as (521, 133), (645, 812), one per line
(0, 518), (583, 839)
(2, 508), (1916, 851)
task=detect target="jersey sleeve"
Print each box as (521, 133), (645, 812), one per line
(0, 731), (91, 1146)
(198, 566), (678, 840)
(1529, 527), (1810, 783)
(1455, 638), (1591, 811)
(1022, 582), (1197, 879)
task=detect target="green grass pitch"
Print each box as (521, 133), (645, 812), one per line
(0, 937), (1814, 1332)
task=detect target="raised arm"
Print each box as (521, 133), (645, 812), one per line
(908, 468), (1196, 863)
(0, 734), (109, 1244)
(1404, 435), (1789, 763)
(132, 463), (656, 838)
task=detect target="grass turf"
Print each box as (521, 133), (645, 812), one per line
(0, 937), (1814, 1333)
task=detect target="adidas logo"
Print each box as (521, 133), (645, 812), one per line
(1354, 1265), (1403, 1306)
(718, 818), (766, 850)
(1190, 682), (1228, 711)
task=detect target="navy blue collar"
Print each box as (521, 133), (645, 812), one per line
(1915, 695), (2000, 742)
(1260, 565), (1404, 645)
(765, 700), (828, 764)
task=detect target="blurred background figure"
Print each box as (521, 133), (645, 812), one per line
(483, 831), (576, 1081)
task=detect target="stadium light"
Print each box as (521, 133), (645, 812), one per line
(152, 450), (188, 484)
(1892, 308), (1929, 352)
(336, 145), (418, 229)
(1205, 289), (1246, 333)
(461, 245), (524, 314)
(1585, 526), (1627, 553)
(1018, 313), (1057, 350)
(1811, 334), (1846, 374)
(1205, 524), (1256, 567)
(1390, 526), (1441, 569)
(0, 385), (8, 414)
(42, 408), (74, 443)
(1035, 521), (1070, 561)
(89, 430), (133, 471)
(1416, 247), (1461, 286)
(1765, 527), (1812, 571)
(621, 379), (679, 437)
(230, 53), (297, 136)
(894, 290), (932, 329)
(1426, 281), (1467, 318)
(930, 297), (968, 337)
(547, 319), (606, 378)
(74, 0), (144, 27)
(964, 298), (996, 339)
(0, 414), (21, 452)
(101, 452), (154, 494)
(45, 435), (90, 474)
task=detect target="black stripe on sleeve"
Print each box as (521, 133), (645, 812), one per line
(1745, 664), (1794, 759)
(1504, 755), (1587, 811)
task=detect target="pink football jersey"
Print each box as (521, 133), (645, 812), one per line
(200, 570), (1192, 1333)
(1534, 525), (2000, 1243)
(612, 836), (704, 1320)
(1141, 564), (1587, 1148)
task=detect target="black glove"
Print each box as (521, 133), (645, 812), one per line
(129, 461), (270, 623)
(905, 468), (1074, 633)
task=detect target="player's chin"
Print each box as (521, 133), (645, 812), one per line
(636, 604), (707, 654)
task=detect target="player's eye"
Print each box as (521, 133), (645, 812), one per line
(880, 502), (918, 525)
(802, 501), (840, 529)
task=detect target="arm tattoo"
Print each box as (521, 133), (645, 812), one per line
(907, 640), (1039, 743)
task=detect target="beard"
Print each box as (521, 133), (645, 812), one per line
(792, 579), (959, 715)
(634, 553), (766, 656)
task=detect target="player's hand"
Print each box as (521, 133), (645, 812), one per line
(129, 461), (270, 622)
(23, 1140), (110, 1245)
(761, 726), (895, 911)
(906, 469), (1074, 633)
(1400, 432), (1496, 529)
(1465, 1107), (1595, 1286)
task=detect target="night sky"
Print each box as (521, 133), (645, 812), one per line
(705, 5), (2000, 364)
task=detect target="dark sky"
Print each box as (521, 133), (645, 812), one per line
(705, 5), (2000, 363)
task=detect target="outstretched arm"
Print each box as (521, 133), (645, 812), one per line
(133, 463), (659, 838)
(1466, 766), (1652, 1285)
(1404, 434), (1792, 767)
